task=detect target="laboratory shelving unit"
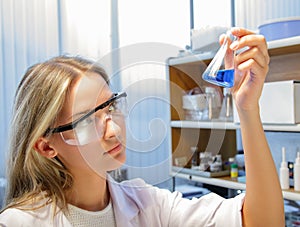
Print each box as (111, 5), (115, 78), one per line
(167, 36), (300, 201)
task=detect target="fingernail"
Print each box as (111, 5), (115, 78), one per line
(231, 27), (240, 34)
(230, 41), (238, 50)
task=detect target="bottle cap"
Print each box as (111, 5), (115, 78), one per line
(281, 147), (287, 167)
(200, 152), (205, 158)
(231, 163), (238, 168)
(190, 146), (198, 153)
(229, 157), (235, 163)
(282, 147), (286, 162)
(296, 151), (300, 164)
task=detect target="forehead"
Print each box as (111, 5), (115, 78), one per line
(74, 73), (111, 102)
(62, 73), (112, 121)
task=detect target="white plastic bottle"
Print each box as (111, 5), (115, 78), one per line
(293, 151), (300, 191)
(280, 147), (290, 190)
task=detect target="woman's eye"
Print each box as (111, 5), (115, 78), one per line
(78, 115), (94, 127)
(108, 102), (117, 112)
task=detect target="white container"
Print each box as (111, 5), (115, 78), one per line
(182, 93), (207, 121)
(234, 80), (300, 124)
(191, 26), (228, 53)
(280, 147), (290, 190)
(294, 152), (300, 191)
(182, 94), (207, 110)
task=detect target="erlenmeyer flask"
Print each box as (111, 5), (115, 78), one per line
(202, 31), (236, 88)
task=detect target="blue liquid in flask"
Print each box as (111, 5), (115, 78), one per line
(202, 69), (234, 88)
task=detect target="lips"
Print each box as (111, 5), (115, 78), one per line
(105, 143), (122, 156)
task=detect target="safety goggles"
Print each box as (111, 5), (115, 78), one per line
(46, 92), (127, 145)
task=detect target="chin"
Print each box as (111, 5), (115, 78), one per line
(108, 151), (126, 171)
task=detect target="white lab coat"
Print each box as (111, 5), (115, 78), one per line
(0, 176), (244, 227)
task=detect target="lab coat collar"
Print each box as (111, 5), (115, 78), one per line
(107, 175), (140, 226)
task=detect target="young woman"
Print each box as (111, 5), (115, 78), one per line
(0, 28), (284, 226)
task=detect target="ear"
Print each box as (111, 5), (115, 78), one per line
(34, 137), (58, 158)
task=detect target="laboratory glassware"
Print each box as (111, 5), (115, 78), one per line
(202, 31), (236, 88)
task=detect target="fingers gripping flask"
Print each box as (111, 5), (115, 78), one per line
(202, 31), (236, 88)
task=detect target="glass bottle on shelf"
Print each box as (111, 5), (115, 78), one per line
(202, 87), (221, 120)
(190, 146), (200, 169)
(210, 154), (223, 172)
(199, 151), (212, 171)
(219, 87), (233, 121)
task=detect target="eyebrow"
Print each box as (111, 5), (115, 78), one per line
(70, 110), (90, 120)
(69, 93), (114, 121)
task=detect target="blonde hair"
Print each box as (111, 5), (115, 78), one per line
(2, 55), (109, 212)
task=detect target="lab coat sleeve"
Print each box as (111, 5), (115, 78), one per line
(0, 208), (41, 227)
(0, 203), (72, 227)
(166, 191), (245, 227)
(110, 177), (244, 227)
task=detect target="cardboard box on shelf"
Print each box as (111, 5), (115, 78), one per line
(233, 80), (300, 124)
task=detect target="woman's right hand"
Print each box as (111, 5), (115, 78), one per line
(229, 27), (270, 114)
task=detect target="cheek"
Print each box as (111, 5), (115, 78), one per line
(57, 147), (91, 172)
(50, 134), (91, 171)
(77, 142), (126, 173)
(121, 124), (126, 142)
(118, 119), (127, 143)
(50, 132), (126, 174)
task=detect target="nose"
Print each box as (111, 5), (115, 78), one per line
(103, 115), (122, 139)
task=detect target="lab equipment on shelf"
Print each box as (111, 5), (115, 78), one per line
(293, 151), (300, 191)
(280, 147), (290, 190)
(230, 163), (238, 179)
(218, 87), (233, 121)
(182, 87), (207, 121)
(202, 87), (221, 120)
(199, 152), (212, 171)
(190, 146), (200, 170)
(190, 26), (228, 53)
(209, 154), (223, 172)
